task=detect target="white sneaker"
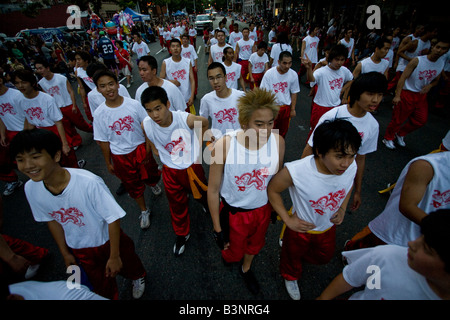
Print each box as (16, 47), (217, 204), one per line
(150, 184), (162, 196)
(139, 209), (151, 229)
(24, 264), (40, 279)
(132, 277), (145, 299)
(395, 134), (406, 147)
(382, 139), (396, 150)
(3, 180), (23, 196)
(284, 279), (301, 300)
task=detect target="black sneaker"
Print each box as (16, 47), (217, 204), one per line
(116, 183), (127, 196)
(173, 234), (190, 257)
(239, 266), (260, 295)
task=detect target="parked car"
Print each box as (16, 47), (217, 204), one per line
(194, 14), (213, 35)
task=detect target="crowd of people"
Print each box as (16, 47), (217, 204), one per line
(0, 10), (449, 301)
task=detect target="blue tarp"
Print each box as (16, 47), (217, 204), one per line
(124, 7), (150, 22)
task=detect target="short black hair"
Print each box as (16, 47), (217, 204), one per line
(92, 69), (117, 86)
(374, 36), (391, 50)
(141, 85), (168, 107)
(34, 57), (50, 69)
(257, 41), (268, 50)
(139, 55), (158, 71)
(328, 44), (348, 62)
(279, 50), (292, 61)
(170, 38), (181, 46)
(10, 128), (62, 160)
(86, 61), (107, 78)
(312, 119), (361, 157)
(75, 50), (92, 63)
(421, 209), (450, 273)
(349, 72), (387, 107)
(207, 61), (226, 77)
(13, 69), (38, 88)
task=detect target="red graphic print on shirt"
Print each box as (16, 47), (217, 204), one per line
(214, 52), (224, 62)
(47, 86), (61, 97)
(109, 115), (135, 135)
(235, 168), (270, 191)
(0, 103), (16, 116)
(309, 189), (346, 216)
(164, 136), (186, 155)
(49, 207), (85, 227)
(431, 189), (450, 208)
(272, 82), (288, 93)
(171, 69), (187, 80)
(214, 108), (237, 124)
(182, 52), (192, 59)
(241, 44), (251, 52)
(418, 70), (437, 81)
(227, 72), (237, 82)
(310, 42), (318, 49)
(329, 78), (344, 90)
(25, 107), (44, 120)
(254, 62), (265, 70)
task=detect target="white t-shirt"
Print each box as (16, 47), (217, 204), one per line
(87, 84), (130, 117)
(313, 65), (353, 107)
(339, 38), (355, 58)
(181, 44), (198, 67)
(134, 80), (186, 112)
(0, 87), (26, 131)
(38, 73), (72, 108)
(308, 105), (379, 155)
(270, 43), (293, 67)
(360, 55), (389, 74)
(342, 245), (441, 300)
(143, 111), (200, 169)
(285, 155), (357, 232)
(302, 35), (320, 63)
(384, 49), (394, 68)
(249, 52), (269, 74)
(369, 152), (450, 246)
(25, 168), (126, 249)
(199, 89), (244, 139)
(210, 43), (232, 63)
(220, 130), (279, 209)
(76, 67), (96, 91)
(132, 41), (150, 59)
(163, 30), (172, 41)
(93, 96), (148, 155)
(18, 91), (63, 128)
(260, 66), (300, 106)
(9, 280), (108, 300)
(236, 38), (254, 60)
(163, 57), (192, 103)
(229, 31), (243, 49)
(222, 61), (242, 89)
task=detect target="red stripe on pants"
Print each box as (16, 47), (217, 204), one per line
(162, 164), (207, 236)
(384, 90), (428, 141)
(221, 202), (272, 263)
(280, 225), (336, 281)
(71, 230), (146, 300)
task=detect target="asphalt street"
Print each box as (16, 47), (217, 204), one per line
(2, 17), (449, 303)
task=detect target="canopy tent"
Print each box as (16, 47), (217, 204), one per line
(173, 10), (186, 16)
(124, 7), (150, 21)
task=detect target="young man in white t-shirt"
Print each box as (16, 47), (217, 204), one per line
(352, 37), (391, 79)
(222, 46), (245, 90)
(318, 209), (450, 300)
(228, 23), (243, 50)
(208, 30), (232, 65)
(181, 34), (199, 98)
(141, 85), (209, 257)
(302, 72), (387, 211)
(92, 70), (161, 230)
(260, 51), (300, 138)
(234, 27), (256, 88)
(10, 128), (147, 300)
(299, 25), (320, 84)
(200, 62), (244, 143)
(338, 28), (355, 68)
(268, 119), (361, 300)
(248, 41), (269, 90)
(160, 39), (195, 110)
(131, 33), (151, 60)
(302, 44), (353, 136)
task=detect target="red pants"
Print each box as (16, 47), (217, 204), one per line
(60, 104), (93, 148)
(110, 144), (161, 199)
(71, 230), (146, 300)
(0, 130), (19, 182)
(162, 164), (208, 236)
(238, 59), (250, 83)
(387, 71), (402, 92)
(274, 105), (291, 138)
(308, 102), (335, 139)
(159, 36), (164, 47)
(384, 90), (428, 141)
(249, 72), (264, 90)
(83, 97), (93, 122)
(280, 225), (336, 281)
(0, 234), (49, 279)
(193, 67), (198, 96)
(190, 36), (196, 49)
(221, 202), (272, 263)
(39, 125), (79, 168)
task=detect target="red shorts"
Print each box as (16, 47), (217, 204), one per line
(222, 202), (272, 263)
(238, 60), (250, 82)
(111, 143), (161, 199)
(308, 102), (335, 139)
(250, 72), (264, 89)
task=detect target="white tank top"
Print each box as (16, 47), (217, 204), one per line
(143, 111), (199, 169)
(220, 130), (279, 209)
(164, 57), (191, 103)
(404, 55), (445, 92)
(360, 55), (389, 74)
(369, 151), (450, 246)
(76, 67), (96, 90)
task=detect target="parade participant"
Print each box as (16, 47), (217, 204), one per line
(208, 88), (284, 295)
(338, 28), (356, 68)
(160, 39), (195, 112)
(248, 41), (269, 89)
(181, 34), (199, 98)
(298, 25), (320, 84)
(269, 33), (292, 68)
(10, 128), (147, 300)
(234, 27), (256, 88)
(268, 119), (361, 300)
(383, 37), (449, 149)
(208, 30), (231, 65)
(200, 62), (244, 143)
(75, 51), (95, 122)
(188, 24), (197, 49)
(228, 23), (243, 50)
(92, 70), (161, 230)
(260, 51), (300, 138)
(352, 37), (391, 79)
(131, 33), (151, 61)
(141, 86), (209, 257)
(222, 47), (246, 90)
